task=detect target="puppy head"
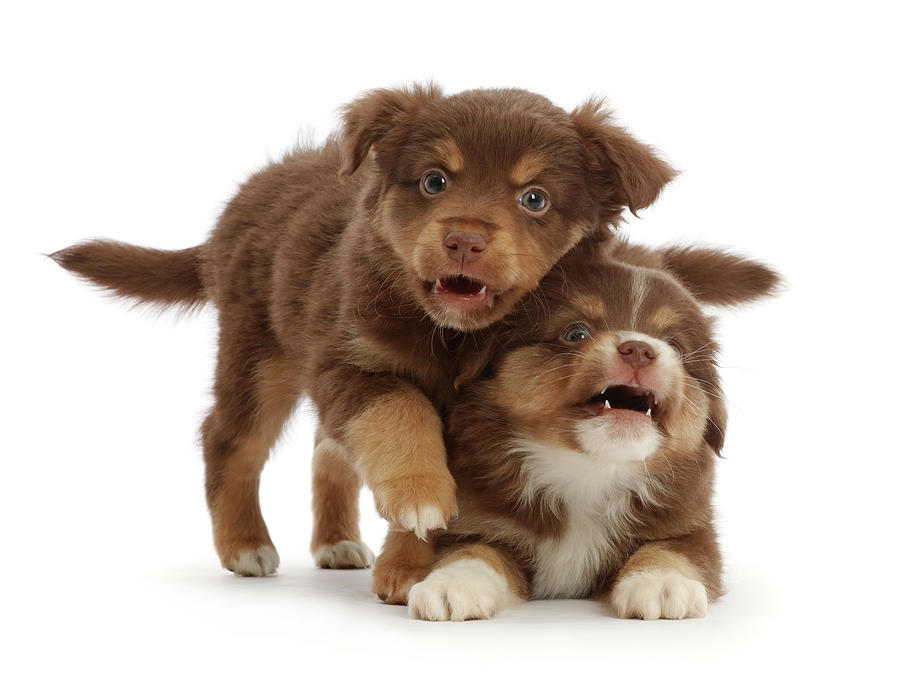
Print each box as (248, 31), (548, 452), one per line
(477, 248), (780, 463)
(339, 85), (675, 330)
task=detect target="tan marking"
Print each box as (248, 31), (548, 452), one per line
(431, 139), (464, 173)
(511, 153), (548, 187)
(659, 372), (709, 455)
(345, 387), (456, 528)
(615, 542), (702, 583)
(569, 293), (607, 321)
(651, 305), (679, 331)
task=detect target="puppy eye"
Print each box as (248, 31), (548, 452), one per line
(667, 340), (682, 357)
(519, 189), (549, 213)
(562, 324), (591, 343)
(421, 171), (447, 195)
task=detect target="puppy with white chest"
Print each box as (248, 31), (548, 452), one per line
(52, 86), (676, 577)
(376, 241), (780, 620)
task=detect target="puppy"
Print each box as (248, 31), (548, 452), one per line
(374, 241), (780, 619)
(51, 85), (675, 575)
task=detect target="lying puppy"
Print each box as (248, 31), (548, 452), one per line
(51, 85), (675, 576)
(375, 241), (779, 619)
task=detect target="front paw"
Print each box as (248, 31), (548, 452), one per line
(408, 559), (518, 622)
(372, 562), (429, 605)
(373, 472), (457, 539)
(610, 569), (708, 620)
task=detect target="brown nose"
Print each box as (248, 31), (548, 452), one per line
(618, 340), (657, 368)
(444, 231), (486, 264)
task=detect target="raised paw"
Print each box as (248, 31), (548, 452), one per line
(374, 472), (457, 540)
(220, 543), (280, 577)
(408, 559), (519, 622)
(610, 568), (708, 620)
(314, 540), (375, 569)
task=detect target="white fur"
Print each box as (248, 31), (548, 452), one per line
(575, 416), (662, 464)
(610, 569), (708, 619)
(313, 540), (375, 569)
(408, 558), (522, 621)
(398, 504), (446, 540)
(629, 269), (651, 329)
(513, 437), (660, 599)
(228, 544), (280, 577)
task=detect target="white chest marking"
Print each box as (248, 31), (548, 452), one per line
(513, 437), (659, 599)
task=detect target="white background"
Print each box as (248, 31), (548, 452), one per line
(3, 1), (898, 686)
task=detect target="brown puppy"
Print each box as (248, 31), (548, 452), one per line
(375, 241), (779, 619)
(51, 86), (675, 575)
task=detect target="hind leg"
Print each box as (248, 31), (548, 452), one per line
(203, 344), (299, 576)
(310, 431), (374, 569)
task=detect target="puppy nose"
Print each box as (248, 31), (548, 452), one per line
(618, 340), (657, 368)
(444, 231), (486, 263)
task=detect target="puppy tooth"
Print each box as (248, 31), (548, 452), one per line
(435, 278), (444, 290)
(604, 400), (611, 409)
(601, 387), (607, 395)
(477, 285), (487, 295)
(646, 408), (652, 416)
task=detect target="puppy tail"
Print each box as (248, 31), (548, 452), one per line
(659, 245), (782, 307)
(49, 240), (207, 309)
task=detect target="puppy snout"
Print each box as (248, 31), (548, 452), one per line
(443, 230), (486, 264)
(618, 340), (657, 368)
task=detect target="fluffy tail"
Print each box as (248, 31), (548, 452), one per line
(50, 240), (206, 309)
(657, 245), (782, 307)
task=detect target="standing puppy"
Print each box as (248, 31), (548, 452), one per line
(51, 86), (675, 575)
(376, 242), (779, 619)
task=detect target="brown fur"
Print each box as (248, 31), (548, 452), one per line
(375, 243), (780, 619)
(51, 85), (675, 575)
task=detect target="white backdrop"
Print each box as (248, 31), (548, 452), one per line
(3, 1), (898, 686)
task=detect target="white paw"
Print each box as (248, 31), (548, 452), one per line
(314, 540), (375, 569)
(408, 559), (520, 622)
(227, 545), (280, 577)
(397, 504), (447, 540)
(610, 569), (708, 620)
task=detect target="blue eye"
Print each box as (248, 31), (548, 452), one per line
(562, 324), (590, 343)
(421, 171), (447, 195)
(519, 189), (548, 213)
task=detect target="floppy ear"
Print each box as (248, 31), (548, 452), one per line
(571, 98), (677, 213)
(338, 83), (443, 178)
(453, 329), (511, 390)
(704, 382), (728, 456)
(660, 245), (783, 307)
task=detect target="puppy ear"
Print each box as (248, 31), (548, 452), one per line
(660, 245), (783, 307)
(338, 83), (443, 178)
(571, 98), (677, 213)
(705, 389), (728, 456)
(453, 331), (508, 390)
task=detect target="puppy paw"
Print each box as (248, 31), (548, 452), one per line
(314, 540), (375, 569)
(221, 543), (280, 577)
(374, 472), (457, 539)
(610, 569), (708, 620)
(408, 559), (519, 621)
(372, 563), (429, 605)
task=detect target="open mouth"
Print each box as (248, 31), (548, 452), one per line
(435, 275), (486, 297)
(584, 385), (660, 418)
(428, 275), (495, 311)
